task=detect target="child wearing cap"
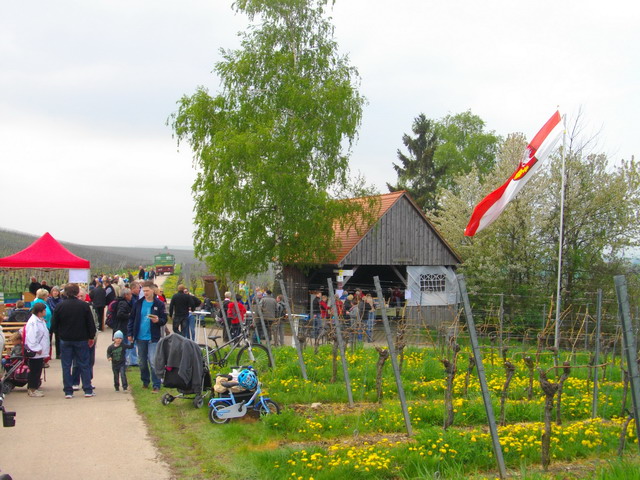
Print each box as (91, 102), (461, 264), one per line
(107, 331), (134, 392)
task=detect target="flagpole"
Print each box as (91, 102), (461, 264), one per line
(553, 114), (567, 361)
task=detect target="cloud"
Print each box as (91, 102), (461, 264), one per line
(0, 111), (196, 246)
(0, 0), (638, 246)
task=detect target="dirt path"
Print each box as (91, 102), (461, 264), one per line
(0, 294), (173, 479)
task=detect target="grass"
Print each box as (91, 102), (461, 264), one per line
(128, 342), (639, 479)
(129, 372), (267, 479)
(161, 267), (206, 299)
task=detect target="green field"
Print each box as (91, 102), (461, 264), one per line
(129, 341), (640, 479)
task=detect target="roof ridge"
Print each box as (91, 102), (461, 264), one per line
(340, 190), (406, 202)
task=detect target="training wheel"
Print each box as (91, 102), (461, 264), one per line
(161, 393), (173, 406)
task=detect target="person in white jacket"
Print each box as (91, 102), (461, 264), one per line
(25, 302), (50, 397)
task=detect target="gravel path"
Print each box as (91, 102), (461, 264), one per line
(0, 277), (173, 480)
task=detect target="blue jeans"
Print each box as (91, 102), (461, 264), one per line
(312, 314), (322, 338)
(187, 313), (196, 340)
(126, 338), (138, 366)
(136, 339), (160, 389)
(112, 363), (128, 390)
(366, 311), (375, 342)
(72, 342), (96, 386)
(61, 340), (92, 395)
(173, 315), (188, 337)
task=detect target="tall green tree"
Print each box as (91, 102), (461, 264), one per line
(433, 134), (544, 299)
(171, 0), (366, 279)
(435, 110), (501, 186)
(388, 110), (499, 211)
(387, 114), (443, 211)
(537, 138), (640, 303)
(434, 120), (640, 317)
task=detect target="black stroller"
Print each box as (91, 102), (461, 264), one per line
(155, 333), (212, 408)
(0, 374), (16, 428)
(1, 345), (30, 395)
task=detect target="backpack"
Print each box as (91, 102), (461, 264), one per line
(105, 300), (119, 328)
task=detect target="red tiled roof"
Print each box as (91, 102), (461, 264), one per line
(331, 191), (405, 264)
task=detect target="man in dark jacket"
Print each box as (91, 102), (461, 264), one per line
(113, 289), (133, 336)
(104, 278), (116, 306)
(40, 280), (52, 293)
(51, 283), (97, 398)
(127, 281), (167, 392)
(217, 291), (232, 341)
(169, 285), (191, 337)
(28, 276), (42, 295)
(91, 282), (107, 331)
(126, 282), (141, 366)
(259, 290), (277, 343)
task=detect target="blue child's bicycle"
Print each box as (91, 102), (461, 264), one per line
(208, 367), (280, 424)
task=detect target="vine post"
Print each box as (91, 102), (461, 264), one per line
(457, 274), (507, 479)
(374, 276), (413, 436)
(213, 280), (232, 341)
(614, 275), (640, 451)
(327, 279), (354, 407)
(251, 295), (276, 369)
(592, 289), (602, 419)
(279, 279), (308, 381)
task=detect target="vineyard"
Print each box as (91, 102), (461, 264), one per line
(0, 228), (203, 298)
(130, 277), (640, 479)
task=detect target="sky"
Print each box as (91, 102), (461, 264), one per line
(1, 0), (638, 248)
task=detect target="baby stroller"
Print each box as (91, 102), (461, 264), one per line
(155, 333), (212, 408)
(1, 345), (31, 395)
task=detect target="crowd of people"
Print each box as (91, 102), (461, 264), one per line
(2, 274), (178, 398)
(237, 284), (405, 344)
(2, 272), (407, 399)
(211, 288), (287, 345)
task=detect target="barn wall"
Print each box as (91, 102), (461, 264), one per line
(282, 266), (309, 313)
(404, 305), (459, 331)
(341, 196), (459, 266)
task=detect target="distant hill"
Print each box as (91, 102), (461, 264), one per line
(0, 229), (201, 271)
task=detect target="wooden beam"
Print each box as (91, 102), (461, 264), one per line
(390, 265), (407, 287)
(341, 266), (358, 287)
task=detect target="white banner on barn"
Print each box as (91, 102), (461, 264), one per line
(406, 266), (457, 306)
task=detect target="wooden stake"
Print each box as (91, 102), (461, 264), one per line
(592, 289), (602, 419)
(278, 279), (308, 380)
(213, 281), (232, 341)
(374, 276), (413, 436)
(614, 275), (640, 451)
(327, 280), (354, 407)
(457, 274), (507, 479)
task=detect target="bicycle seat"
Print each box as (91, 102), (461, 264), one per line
(221, 381), (239, 388)
(208, 335), (222, 341)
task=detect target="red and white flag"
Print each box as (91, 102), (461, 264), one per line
(464, 111), (562, 237)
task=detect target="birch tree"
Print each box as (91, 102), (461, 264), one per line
(171, 0), (366, 279)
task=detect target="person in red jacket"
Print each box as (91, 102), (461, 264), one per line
(227, 294), (246, 339)
(319, 295), (329, 319)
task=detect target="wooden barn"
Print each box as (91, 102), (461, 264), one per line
(282, 191), (462, 329)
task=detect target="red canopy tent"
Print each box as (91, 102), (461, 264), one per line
(0, 232), (90, 269)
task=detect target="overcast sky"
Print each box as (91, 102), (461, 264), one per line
(1, 0), (637, 248)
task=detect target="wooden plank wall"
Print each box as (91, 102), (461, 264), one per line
(282, 266), (309, 314)
(342, 196), (459, 266)
(405, 305), (458, 331)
